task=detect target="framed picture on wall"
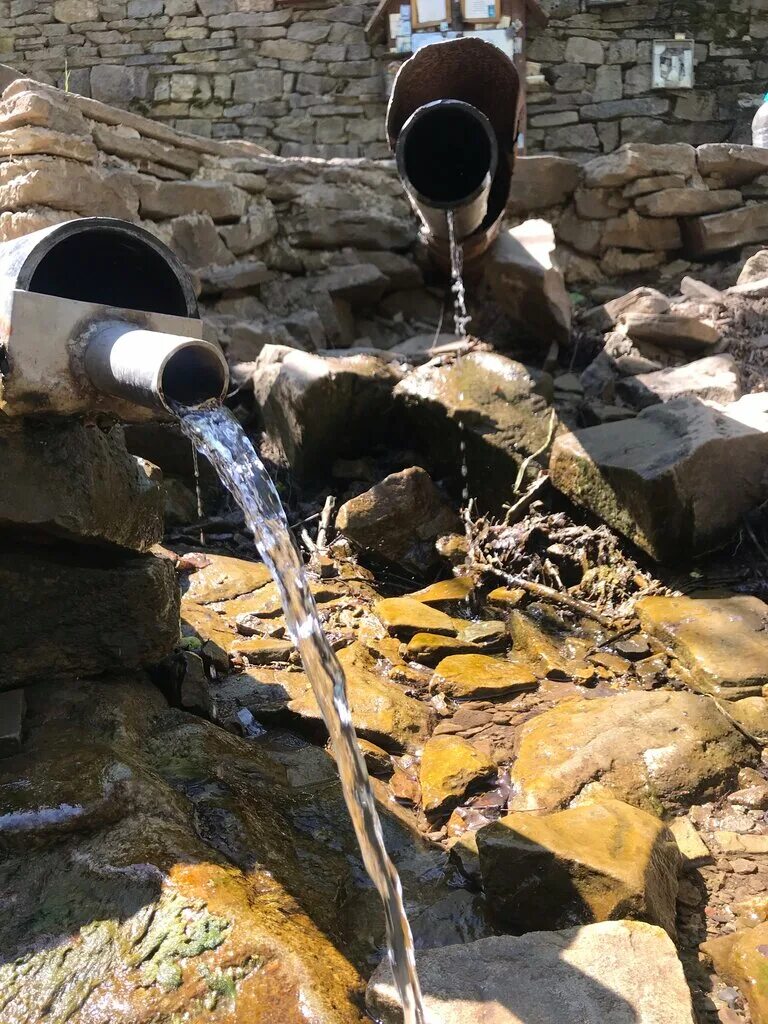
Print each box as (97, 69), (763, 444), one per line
(411, 0), (450, 29)
(652, 38), (695, 89)
(461, 0), (501, 23)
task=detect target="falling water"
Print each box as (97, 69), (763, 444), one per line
(447, 211), (474, 560)
(175, 402), (426, 1024)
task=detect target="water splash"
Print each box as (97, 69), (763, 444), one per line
(176, 403), (425, 1024)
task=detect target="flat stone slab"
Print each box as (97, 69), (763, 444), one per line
(636, 594), (768, 700)
(550, 394), (768, 562)
(367, 920), (696, 1024)
(432, 653), (538, 699)
(683, 201), (768, 257)
(616, 354), (741, 410)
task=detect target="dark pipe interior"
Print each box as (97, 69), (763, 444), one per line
(26, 230), (190, 316)
(401, 104), (494, 206)
(161, 346), (226, 407)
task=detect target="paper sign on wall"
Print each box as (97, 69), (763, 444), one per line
(413, 0), (450, 27)
(462, 0), (499, 21)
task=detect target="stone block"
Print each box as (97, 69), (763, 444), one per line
(0, 420), (163, 552)
(683, 202), (768, 256)
(697, 143), (768, 184)
(368, 922), (697, 1024)
(603, 209), (681, 252)
(232, 69), (284, 102)
(506, 154), (580, 213)
(550, 393), (768, 561)
(90, 64), (150, 107)
(393, 351), (555, 513)
(594, 64), (623, 102)
(580, 97), (670, 122)
(617, 354), (740, 410)
(477, 799), (680, 936)
(0, 87), (89, 136)
(564, 36), (604, 65)
(0, 542), (180, 687)
(0, 156), (137, 220)
(133, 177), (248, 222)
(584, 143), (696, 188)
(53, 0), (97, 21)
(635, 187), (742, 217)
(546, 122), (600, 150)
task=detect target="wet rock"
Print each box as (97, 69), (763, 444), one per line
(335, 467), (459, 574)
(550, 394), (768, 562)
(432, 654), (538, 700)
(394, 351), (555, 513)
(250, 345), (401, 479)
(624, 314), (719, 353)
(375, 598), (457, 639)
(367, 920), (696, 1024)
(703, 922), (768, 1024)
(484, 220), (572, 346)
(478, 798), (680, 935)
(637, 594), (768, 700)
(0, 689), (25, 758)
(0, 542), (180, 687)
(616, 354), (741, 410)
(509, 690), (757, 815)
(406, 633), (481, 666)
(738, 249), (768, 285)
(217, 642), (433, 752)
(507, 607), (596, 683)
(0, 420), (163, 551)
(0, 676), (483, 1023)
(357, 738), (392, 776)
(182, 554), (272, 604)
(409, 577), (475, 606)
(420, 735), (495, 818)
(728, 696), (768, 742)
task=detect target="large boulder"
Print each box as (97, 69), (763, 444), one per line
(393, 351), (555, 512)
(0, 419), (163, 551)
(0, 541), (179, 687)
(484, 220), (572, 346)
(549, 394), (768, 562)
(477, 799), (680, 936)
(636, 593), (768, 700)
(508, 690), (757, 815)
(335, 467), (460, 575)
(251, 346), (401, 479)
(0, 676), (486, 1024)
(367, 921), (696, 1024)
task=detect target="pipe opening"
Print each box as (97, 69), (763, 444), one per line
(398, 100), (496, 207)
(161, 344), (229, 408)
(26, 229), (191, 317)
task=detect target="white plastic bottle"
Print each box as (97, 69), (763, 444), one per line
(752, 92), (768, 147)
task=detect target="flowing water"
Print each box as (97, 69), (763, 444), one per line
(175, 402), (426, 1024)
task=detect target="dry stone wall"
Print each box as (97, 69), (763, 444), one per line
(4, 0), (766, 159)
(3, 0), (389, 156)
(526, 0), (768, 161)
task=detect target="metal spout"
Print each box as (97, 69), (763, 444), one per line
(387, 37), (520, 272)
(396, 99), (498, 242)
(83, 321), (229, 413)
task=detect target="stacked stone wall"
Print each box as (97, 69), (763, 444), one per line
(3, 0), (389, 156)
(526, 0), (768, 159)
(5, 0), (767, 159)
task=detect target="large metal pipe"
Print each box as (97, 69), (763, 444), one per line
(0, 217), (229, 419)
(83, 321), (229, 413)
(396, 99), (498, 242)
(387, 37), (520, 272)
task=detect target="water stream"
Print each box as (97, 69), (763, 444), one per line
(175, 402), (426, 1024)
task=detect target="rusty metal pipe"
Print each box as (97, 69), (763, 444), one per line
(395, 99), (498, 242)
(387, 37), (521, 273)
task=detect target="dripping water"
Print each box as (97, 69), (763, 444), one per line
(447, 211), (475, 564)
(175, 403), (425, 1024)
(191, 443), (205, 545)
